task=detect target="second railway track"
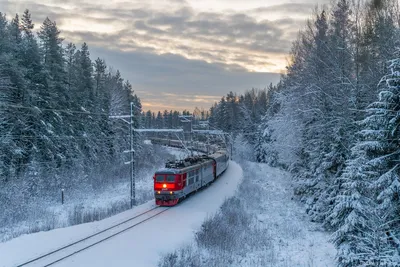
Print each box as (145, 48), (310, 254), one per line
(15, 206), (170, 267)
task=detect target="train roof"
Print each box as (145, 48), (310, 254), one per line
(155, 168), (182, 174)
(154, 151), (228, 175)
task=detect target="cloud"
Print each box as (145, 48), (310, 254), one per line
(88, 47), (280, 111)
(2, 0), (318, 111)
(250, 3), (316, 15)
(2, 0), (304, 72)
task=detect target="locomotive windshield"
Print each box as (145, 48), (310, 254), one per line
(155, 174), (176, 182)
(166, 175), (175, 182)
(155, 175), (164, 182)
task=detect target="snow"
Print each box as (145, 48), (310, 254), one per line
(243, 162), (336, 266)
(156, 161), (336, 267)
(191, 130), (224, 135)
(135, 129), (183, 132)
(0, 161), (243, 267)
(0, 160), (336, 267)
(163, 146), (200, 160)
(143, 139), (152, 145)
(0, 145), (182, 243)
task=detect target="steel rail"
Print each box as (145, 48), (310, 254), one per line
(16, 206), (169, 267)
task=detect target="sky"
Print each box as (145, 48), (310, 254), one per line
(2, 0), (329, 112)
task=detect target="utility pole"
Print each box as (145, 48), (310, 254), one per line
(231, 137), (233, 159)
(130, 102), (135, 208)
(110, 102), (141, 209)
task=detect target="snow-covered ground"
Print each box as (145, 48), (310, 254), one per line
(158, 161), (336, 267)
(0, 161), (243, 267)
(1, 158), (336, 267)
(247, 161), (335, 266)
(0, 167), (155, 243)
(0, 146), (183, 243)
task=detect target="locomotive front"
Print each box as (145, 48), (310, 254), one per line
(153, 169), (184, 206)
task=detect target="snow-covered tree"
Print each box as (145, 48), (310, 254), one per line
(330, 51), (400, 266)
(0, 12), (143, 192)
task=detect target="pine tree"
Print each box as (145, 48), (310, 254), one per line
(292, 9), (335, 220)
(329, 141), (375, 266)
(359, 0), (398, 108)
(369, 55), (400, 261)
(78, 42), (94, 108)
(9, 14), (22, 45)
(65, 43), (76, 93)
(0, 13), (9, 52)
(38, 17), (65, 86)
(94, 57), (106, 100)
(330, 51), (400, 266)
(21, 9), (34, 38)
(156, 111), (163, 128)
(313, 0), (356, 224)
(0, 45), (16, 182)
(0, 13), (31, 180)
(18, 10), (46, 191)
(145, 110), (152, 128)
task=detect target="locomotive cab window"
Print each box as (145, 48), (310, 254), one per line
(155, 175), (165, 182)
(166, 175), (175, 182)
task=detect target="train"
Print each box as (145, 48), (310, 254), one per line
(153, 150), (230, 206)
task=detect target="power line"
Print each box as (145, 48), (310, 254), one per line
(2, 157), (132, 169)
(0, 130), (178, 140)
(0, 103), (138, 117)
(0, 135), (134, 140)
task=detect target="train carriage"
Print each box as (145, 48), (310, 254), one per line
(153, 151), (229, 206)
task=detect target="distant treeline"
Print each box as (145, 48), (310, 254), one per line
(139, 108), (208, 129)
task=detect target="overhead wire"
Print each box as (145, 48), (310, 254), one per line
(0, 103), (141, 117)
(0, 102), (143, 140)
(0, 135), (133, 140)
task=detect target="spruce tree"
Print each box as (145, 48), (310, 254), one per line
(331, 51), (400, 266)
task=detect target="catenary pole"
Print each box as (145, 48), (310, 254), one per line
(130, 102), (135, 208)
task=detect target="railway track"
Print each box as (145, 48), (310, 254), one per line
(16, 206), (169, 267)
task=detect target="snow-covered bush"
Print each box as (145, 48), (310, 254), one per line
(195, 196), (250, 251)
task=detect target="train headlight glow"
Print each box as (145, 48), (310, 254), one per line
(163, 184), (167, 188)
(157, 191), (160, 194)
(170, 191), (173, 194)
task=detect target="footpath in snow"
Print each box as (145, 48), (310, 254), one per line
(0, 161), (243, 267)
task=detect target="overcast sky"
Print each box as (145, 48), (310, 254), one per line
(2, 0), (329, 112)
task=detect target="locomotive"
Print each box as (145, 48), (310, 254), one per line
(153, 150), (229, 206)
